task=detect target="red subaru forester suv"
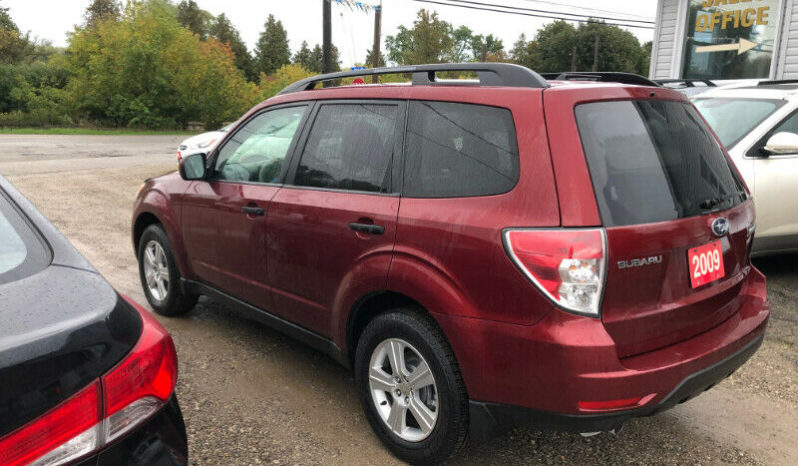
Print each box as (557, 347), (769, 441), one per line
(132, 64), (769, 464)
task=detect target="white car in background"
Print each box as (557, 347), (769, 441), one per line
(177, 123), (233, 160)
(693, 81), (798, 256)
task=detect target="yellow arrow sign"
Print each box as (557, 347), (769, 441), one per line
(696, 39), (758, 55)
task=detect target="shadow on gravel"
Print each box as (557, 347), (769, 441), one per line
(178, 295), (762, 465)
(753, 254), (798, 278)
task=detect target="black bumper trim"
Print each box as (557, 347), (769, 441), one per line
(468, 334), (764, 443)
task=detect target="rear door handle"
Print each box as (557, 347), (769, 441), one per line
(242, 206), (265, 216)
(348, 222), (385, 235)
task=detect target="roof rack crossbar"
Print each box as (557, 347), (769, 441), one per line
(756, 79), (798, 86)
(541, 72), (660, 87)
(277, 63), (550, 95)
(655, 79), (716, 88)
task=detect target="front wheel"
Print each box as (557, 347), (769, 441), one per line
(355, 309), (469, 465)
(138, 224), (197, 316)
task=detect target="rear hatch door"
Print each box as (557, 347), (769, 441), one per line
(573, 98), (754, 357)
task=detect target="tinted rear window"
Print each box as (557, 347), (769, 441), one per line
(295, 104), (397, 193)
(0, 192), (50, 284)
(575, 100), (746, 227)
(404, 101), (519, 198)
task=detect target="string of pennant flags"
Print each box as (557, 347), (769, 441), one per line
(329, 0), (380, 13)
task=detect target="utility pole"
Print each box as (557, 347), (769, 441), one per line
(481, 43), (487, 62)
(592, 34), (600, 72)
(323, 0), (333, 83)
(570, 45), (577, 71)
(372, 0), (382, 83)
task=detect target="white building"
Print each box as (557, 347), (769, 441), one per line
(650, 0), (798, 81)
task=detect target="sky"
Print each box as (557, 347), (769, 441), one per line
(3, 0), (658, 67)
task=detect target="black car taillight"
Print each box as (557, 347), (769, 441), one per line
(0, 296), (177, 466)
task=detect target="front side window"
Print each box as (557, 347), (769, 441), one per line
(403, 101), (519, 198)
(693, 98), (783, 148)
(214, 106), (307, 184)
(294, 104), (398, 193)
(576, 100), (746, 227)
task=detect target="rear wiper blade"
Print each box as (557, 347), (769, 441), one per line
(699, 191), (745, 211)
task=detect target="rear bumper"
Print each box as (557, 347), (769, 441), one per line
(433, 267), (769, 442)
(468, 333), (763, 442)
(78, 397), (188, 466)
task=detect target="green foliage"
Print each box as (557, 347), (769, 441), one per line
(66, 0), (258, 129)
(85, 0), (121, 28)
(386, 9), (453, 65)
(255, 14), (290, 76)
(258, 64), (314, 100)
(292, 41), (339, 74)
(471, 34), (504, 60)
(511, 20), (651, 75)
(210, 13), (256, 81)
(365, 47), (386, 68)
(177, 0), (212, 40)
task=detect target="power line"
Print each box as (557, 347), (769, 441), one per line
(444, 0), (654, 25)
(410, 0), (656, 29)
(520, 0), (654, 21)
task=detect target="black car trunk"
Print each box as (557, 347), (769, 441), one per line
(0, 266), (142, 437)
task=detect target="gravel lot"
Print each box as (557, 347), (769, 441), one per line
(2, 134), (797, 465)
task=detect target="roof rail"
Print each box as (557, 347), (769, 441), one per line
(756, 79), (798, 86)
(655, 78), (716, 88)
(277, 63), (550, 95)
(541, 72), (660, 87)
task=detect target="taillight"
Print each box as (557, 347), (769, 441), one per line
(0, 296), (177, 466)
(503, 228), (607, 316)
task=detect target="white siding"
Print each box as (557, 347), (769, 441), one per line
(651, 1), (680, 79)
(779, 0), (798, 79)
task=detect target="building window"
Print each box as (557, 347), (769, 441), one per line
(682, 0), (780, 79)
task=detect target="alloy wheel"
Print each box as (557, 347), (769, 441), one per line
(143, 240), (169, 302)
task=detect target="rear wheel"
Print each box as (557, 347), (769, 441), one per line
(138, 224), (197, 316)
(355, 309), (469, 465)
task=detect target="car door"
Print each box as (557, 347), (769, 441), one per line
(181, 103), (312, 309)
(747, 109), (798, 252)
(265, 100), (405, 335)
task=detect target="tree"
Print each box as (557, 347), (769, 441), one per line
(301, 43), (339, 74)
(471, 34), (504, 61)
(572, 21), (645, 74)
(0, 1), (29, 64)
(84, 0), (120, 28)
(528, 21), (578, 73)
(254, 14), (290, 76)
(293, 41), (314, 71)
(365, 47), (386, 68)
(386, 9), (453, 65)
(510, 34), (534, 67)
(67, 0), (258, 129)
(177, 0), (212, 40)
(210, 13), (255, 81)
(449, 25), (473, 62)
(639, 41), (652, 76)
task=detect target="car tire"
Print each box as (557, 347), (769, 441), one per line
(355, 308), (469, 465)
(138, 224), (197, 316)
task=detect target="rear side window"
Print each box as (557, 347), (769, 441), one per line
(0, 192), (50, 284)
(576, 100), (746, 227)
(404, 101), (519, 198)
(295, 104), (398, 193)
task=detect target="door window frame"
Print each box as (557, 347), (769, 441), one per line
(283, 99), (407, 197)
(206, 102), (316, 187)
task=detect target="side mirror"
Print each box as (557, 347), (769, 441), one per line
(179, 153), (207, 180)
(763, 131), (798, 156)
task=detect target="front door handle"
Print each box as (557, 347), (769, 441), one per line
(348, 222), (385, 235)
(242, 205), (265, 216)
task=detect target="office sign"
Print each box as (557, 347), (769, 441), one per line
(682, 0), (780, 79)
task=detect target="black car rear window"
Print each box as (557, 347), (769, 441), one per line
(575, 100), (746, 227)
(403, 101), (519, 198)
(0, 191), (50, 284)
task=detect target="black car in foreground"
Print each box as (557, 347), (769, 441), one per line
(0, 176), (187, 465)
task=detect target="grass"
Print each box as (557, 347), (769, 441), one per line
(0, 127), (198, 136)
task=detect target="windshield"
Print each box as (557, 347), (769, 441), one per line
(693, 98), (784, 148)
(576, 100), (747, 227)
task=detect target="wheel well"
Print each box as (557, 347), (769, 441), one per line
(346, 291), (425, 364)
(133, 212), (161, 251)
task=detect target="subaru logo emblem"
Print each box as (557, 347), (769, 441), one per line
(712, 218), (729, 237)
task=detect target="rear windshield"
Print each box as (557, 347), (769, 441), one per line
(693, 98), (784, 148)
(575, 100), (746, 227)
(0, 192), (49, 284)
